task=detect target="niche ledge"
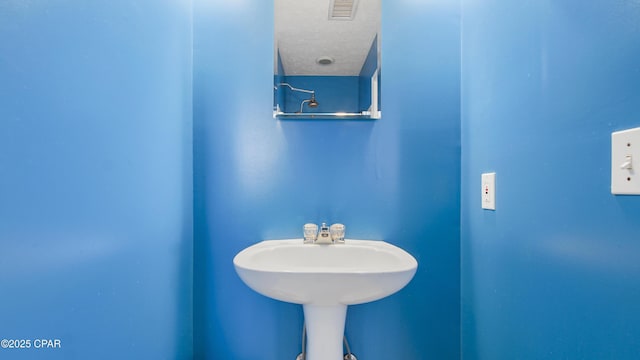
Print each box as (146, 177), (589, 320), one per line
(274, 111), (381, 120)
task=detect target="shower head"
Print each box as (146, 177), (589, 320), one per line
(299, 93), (319, 112)
(308, 94), (319, 108)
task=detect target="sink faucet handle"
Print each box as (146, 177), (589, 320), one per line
(303, 223), (318, 244)
(330, 223), (345, 243)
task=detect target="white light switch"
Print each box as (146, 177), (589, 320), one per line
(612, 127), (640, 195)
(481, 172), (496, 210)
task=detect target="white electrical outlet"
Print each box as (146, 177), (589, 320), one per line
(481, 172), (496, 210)
(612, 127), (640, 195)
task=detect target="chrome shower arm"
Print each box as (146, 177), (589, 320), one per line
(276, 83), (315, 95)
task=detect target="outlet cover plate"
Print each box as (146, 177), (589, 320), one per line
(482, 172), (496, 210)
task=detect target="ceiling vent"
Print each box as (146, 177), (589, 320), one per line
(329, 0), (359, 20)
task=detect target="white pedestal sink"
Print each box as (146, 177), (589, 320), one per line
(233, 239), (418, 360)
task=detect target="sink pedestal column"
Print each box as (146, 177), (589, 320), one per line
(303, 304), (347, 360)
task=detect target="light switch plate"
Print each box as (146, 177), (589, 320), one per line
(482, 172), (496, 210)
(612, 127), (640, 195)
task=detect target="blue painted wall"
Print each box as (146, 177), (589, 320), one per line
(461, 0), (640, 358)
(0, 1), (193, 359)
(359, 36), (379, 112)
(275, 51), (286, 112)
(194, 0), (460, 359)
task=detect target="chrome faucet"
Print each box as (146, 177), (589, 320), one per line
(315, 223), (332, 244)
(303, 222), (345, 244)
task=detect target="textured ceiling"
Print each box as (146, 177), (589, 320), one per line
(275, 0), (381, 76)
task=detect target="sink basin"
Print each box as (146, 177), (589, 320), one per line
(234, 239), (417, 305)
(233, 239), (417, 360)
